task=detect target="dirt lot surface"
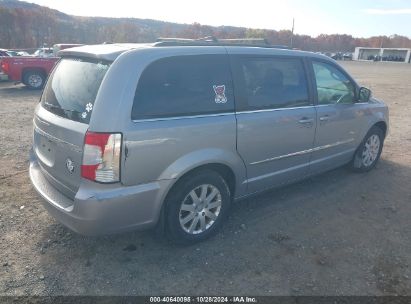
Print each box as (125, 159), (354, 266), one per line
(0, 61), (410, 296)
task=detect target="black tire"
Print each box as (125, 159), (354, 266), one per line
(165, 170), (231, 244)
(23, 71), (45, 90)
(350, 126), (384, 172)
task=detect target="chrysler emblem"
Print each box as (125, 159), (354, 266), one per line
(66, 158), (75, 173)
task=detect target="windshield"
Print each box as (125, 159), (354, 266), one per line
(41, 58), (110, 124)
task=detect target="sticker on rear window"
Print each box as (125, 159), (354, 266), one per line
(96, 62), (109, 71)
(85, 103), (93, 112)
(213, 85), (227, 104)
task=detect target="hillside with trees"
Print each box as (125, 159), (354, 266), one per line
(1, 0), (410, 52)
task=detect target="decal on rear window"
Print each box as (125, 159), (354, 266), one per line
(85, 103), (93, 112)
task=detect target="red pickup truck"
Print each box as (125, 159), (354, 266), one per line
(0, 56), (59, 89)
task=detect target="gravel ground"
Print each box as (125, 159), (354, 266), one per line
(0, 61), (410, 296)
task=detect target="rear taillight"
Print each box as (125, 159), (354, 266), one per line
(81, 132), (122, 183)
(0, 61), (9, 74)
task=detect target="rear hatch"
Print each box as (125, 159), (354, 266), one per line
(33, 57), (110, 199)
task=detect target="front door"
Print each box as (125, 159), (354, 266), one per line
(309, 60), (363, 173)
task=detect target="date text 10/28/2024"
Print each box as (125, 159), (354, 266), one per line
(149, 297), (257, 303)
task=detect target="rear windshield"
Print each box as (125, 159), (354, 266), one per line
(41, 58), (110, 124)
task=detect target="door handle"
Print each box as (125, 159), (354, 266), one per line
(298, 117), (314, 126)
(319, 115), (330, 122)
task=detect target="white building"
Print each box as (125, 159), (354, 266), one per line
(354, 47), (411, 63)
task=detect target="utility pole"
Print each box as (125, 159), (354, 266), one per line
(290, 18), (295, 48)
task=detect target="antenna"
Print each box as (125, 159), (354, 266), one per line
(290, 18), (295, 48)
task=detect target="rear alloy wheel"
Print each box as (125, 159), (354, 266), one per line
(24, 71), (45, 89)
(351, 126), (384, 172)
(179, 184), (222, 235)
(166, 170), (231, 244)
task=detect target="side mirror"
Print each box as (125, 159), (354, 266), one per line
(358, 87), (371, 103)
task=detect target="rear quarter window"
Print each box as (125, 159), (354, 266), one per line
(41, 58), (110, 124)
(131, 55), (234, 120)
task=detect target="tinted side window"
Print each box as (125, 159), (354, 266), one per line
(132, 55), (234, 120)
(313, 61), (355, 105)
(240, 57), (310, 110)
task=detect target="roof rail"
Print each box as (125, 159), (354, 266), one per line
(154, 36), (290, 49)
(156, 36), (218, 43)
(218, 38), (269, 45)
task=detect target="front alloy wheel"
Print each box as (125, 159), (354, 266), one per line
(361, 134), (381, 167)
(351, 126), (384, 172)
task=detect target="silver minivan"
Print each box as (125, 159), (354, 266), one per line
(29, 40), (389, 243)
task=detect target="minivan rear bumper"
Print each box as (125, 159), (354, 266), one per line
(29, 153), (172, 236)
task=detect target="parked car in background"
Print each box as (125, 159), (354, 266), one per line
(0, 49), (10, 57)
(0, 49), (31, 57)
(0, 45), (85, 87)
(343, 53), (353, 60)
(53, 44), (84, 56)
(29, 40), (389, 244)
(6, 50), (20, 56)
(17, 51), (30, 56)
(32, 48), (54, 57)
(1, 49), (11, 81)
(331, 52), (343, 60)
(0, 56), (59, 89)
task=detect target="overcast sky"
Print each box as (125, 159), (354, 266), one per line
(28, 0), (411, 38)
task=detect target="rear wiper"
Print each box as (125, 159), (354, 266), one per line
(43, 102), (60, 110)
(43, 102), (82, 114)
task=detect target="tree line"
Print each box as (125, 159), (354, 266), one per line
(0, 3), (410, 52)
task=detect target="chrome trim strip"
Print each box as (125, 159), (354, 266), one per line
(132, 112), (235, 123)
(250, 138), (355, 165)
(250, 148), (313, 165)
(309, 148), (356, 166)
(244, 148), (355, 186)
(236, 105), (315, 115)
(315, 103), (369, 107)
(246, 161), (309, 184)
(34, 124), (82, 153)
(131, 103), (369, 123)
